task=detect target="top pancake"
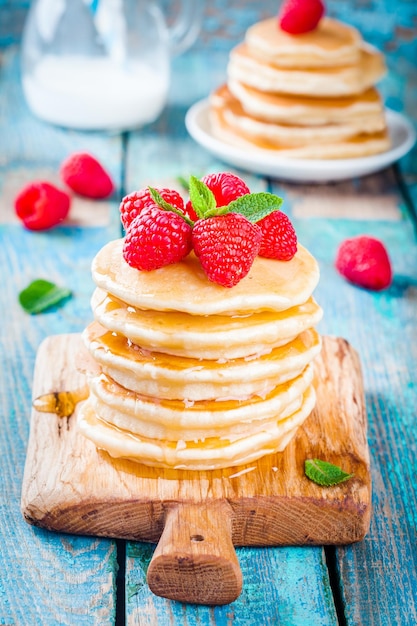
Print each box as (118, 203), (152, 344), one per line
(92, 239), (320, 316)
(228, 42), (386, 97)
(246, 17), (362, 68)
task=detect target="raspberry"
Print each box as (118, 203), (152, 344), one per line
(258, 211), (298, 261)
(278, 0), (325, 34)
(335, 235), (392, 291)
(60, 152), (114, 199)
(120, 187), (185, 230)
(123, 206), (192, 271)
(184, 200), (198, 222)
(192, 213), (262, 287)
(196, 172), (250, 210)
(14, 182), (71, 231)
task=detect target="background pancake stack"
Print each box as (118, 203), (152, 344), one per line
(210, 16), (391, 159)
(78, 238), (323, 471)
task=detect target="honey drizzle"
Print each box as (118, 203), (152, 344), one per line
(33, 385), (89, 418)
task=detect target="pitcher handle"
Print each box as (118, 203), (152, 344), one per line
(165, 0), (204, 56)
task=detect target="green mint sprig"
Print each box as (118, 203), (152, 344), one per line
(226, 192), (283, 222)
(188, 176), (217, 218)
(148, 187), (194, 226)
(19, 279), (72, 314)
(305, 459), (354, 487)
(148, 176), (284, 225)
(188, 175), (283, 222)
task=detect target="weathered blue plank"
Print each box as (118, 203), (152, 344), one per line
(0, 44), (124, 624)
(125, 544), (337, 626)
(0, 226), (121, 626)
(277, 197), (417, 625)
(327, 0), (417, 215)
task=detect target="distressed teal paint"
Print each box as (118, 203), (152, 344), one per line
(0, 28), (123, 623)
(1, 2), (417, 624)
(126, 546), (337, 625)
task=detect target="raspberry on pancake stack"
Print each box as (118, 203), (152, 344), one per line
(210, 0), (391, 159)
(78, 174), (323, 471)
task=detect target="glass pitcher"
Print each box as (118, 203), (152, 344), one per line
(21, 0), (203, 130)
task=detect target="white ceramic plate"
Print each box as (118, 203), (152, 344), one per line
(185, 99), (416, 183)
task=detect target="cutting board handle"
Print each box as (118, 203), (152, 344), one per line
(147, 500), (242, 605)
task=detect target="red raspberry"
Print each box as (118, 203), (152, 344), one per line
(184, 200), (199, 222)
(123, 206), (192, 271)
(335, 235), (392, 291)
(202, 172), (250, 206)
(192, 213), (262, 287)
(258, 211), (298, 261)
(198, 172), (250, 209)
(278, 0), (325, 34)
(14, 182), (71, 231)
(60, 152), (114, 199)
(120, 187), (185, 230)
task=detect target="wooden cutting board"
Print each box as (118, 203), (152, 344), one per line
(21, 334), (371, 605)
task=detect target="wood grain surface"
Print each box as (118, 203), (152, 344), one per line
(21, 333), (370, 604)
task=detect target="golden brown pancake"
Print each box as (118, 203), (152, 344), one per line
(246, 17), (362, 68)
(83, 322), (322, 401)
(227, 81), (385, 126)
(85, 363), (314, 442)
(78, 233), (323, 469)
(78, 385), (316, 470)
(211, 103), (391, 159)
(90, 286), (323, 359)
(228, 42), (386, 97)
(212, 85), (387, 147)
(208, 12), (390, 161)
(91, 239), (320, 316)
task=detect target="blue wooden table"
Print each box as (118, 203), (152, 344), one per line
(1, 1), (416, 624)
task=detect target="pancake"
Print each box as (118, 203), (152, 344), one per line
(83, 323), (322, 400)
(88, 392), (305, 444)
(211, 104), (391, 159)
(227, 80), (385, 126)
(91, 239), (320, 316)
(212, 85), (386, 147)
(228, 42), (386, 97)
(90, 287), (323, 359)
(246, 17), (362, 68)
(84, 324), (321, 401)
(79, 193), (322, 469)
(85, 363), (313, 441)
(78, 385), (316, 470)
(208, 11), (390, 162)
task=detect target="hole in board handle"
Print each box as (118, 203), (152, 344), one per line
(191, 534), (205, 542)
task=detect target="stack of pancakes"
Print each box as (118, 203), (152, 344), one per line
(78, 238), (323, 470)
(210, 17), (391, 159)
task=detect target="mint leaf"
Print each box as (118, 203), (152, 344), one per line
(188, 176), (217, 219)
(19, 279), (72, 314)
(148, 187), (179, 213)
(225, 192), (283, 223)
(305, 459), (354, 487)
(148, 187), (193, 225)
